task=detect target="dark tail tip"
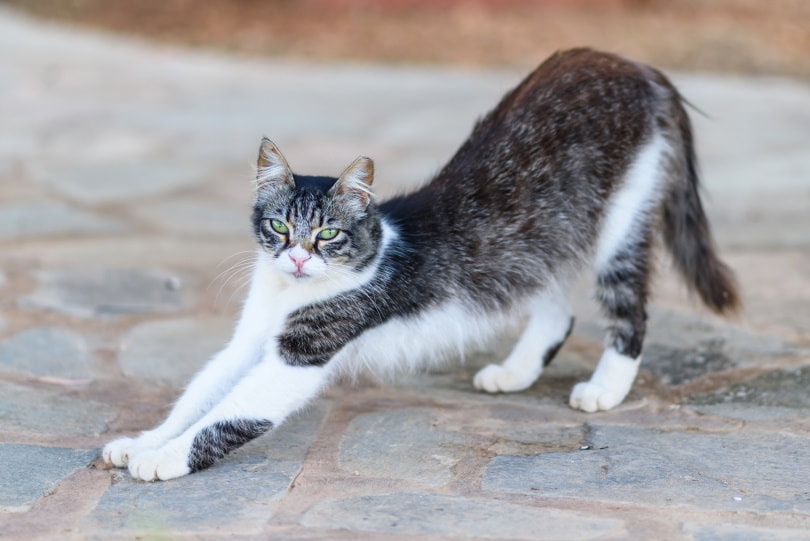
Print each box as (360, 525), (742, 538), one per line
(695, 256), (742, 315)
(663, 96), (741, 317)
(662, 194), (742, 316)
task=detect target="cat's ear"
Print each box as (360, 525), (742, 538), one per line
(331, 156), (374, 212)
(256, 137), (294, 191)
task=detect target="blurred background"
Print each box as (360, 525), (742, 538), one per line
(5, 0), (810, 79)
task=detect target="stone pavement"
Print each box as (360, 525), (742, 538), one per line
(1, 7), (809, 541)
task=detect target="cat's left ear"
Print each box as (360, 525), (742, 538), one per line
(331, 156), (374, 212)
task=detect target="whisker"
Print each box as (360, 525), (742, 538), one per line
(225, 274), (255, 307)
(208, 252), (257, 291)
(214, 258), (257, 305)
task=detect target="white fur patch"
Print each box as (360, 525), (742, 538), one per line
(569, 348), (640, 412)
(594, 133), (668, 271)
(474, 287), (572, 393)
(333, 300), (519, 381)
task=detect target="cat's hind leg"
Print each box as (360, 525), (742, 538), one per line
(570, 234), (652, 412)
(474, 288), (574, 393)
(570, 134), (667, 412)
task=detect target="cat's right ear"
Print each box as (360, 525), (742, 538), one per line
(256, 138), (295, 191)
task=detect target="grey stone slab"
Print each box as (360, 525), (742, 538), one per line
(576, 308), (799, 387)
(688, 365), (810, 409)
(482, 425), (810, 513)
(684, 366), (810, 421)
(685, 404), (808, 423)
(0, 327), (95, 380)
(33, 162), (212, 205)
(264, 399), (329, 462)
(338, 408), (465, 488)
(684, 522), (810, 541)
(88, 458), (298, 534)
(85, 402), (326, 534)
(643, 339), (734, 386)
(0, 444), (97, 512)
(118, 317), (233, 387)
(646, 309), (797, 362)
(0, 201), (127, 240)
(0, 381), (114, 436)
(21, 268), (188, 318)
(301, 492), (625, 540)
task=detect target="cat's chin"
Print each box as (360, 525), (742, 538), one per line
(273, 267), (330, 287)
(272, 259), (328, 285)
(280, 270), (317, 283)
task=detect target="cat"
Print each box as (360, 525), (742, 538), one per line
(103, 48), (739, 481)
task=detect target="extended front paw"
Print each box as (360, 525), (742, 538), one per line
(569, 381), (623, 412)
(103, 432), (165, 468)
(103, 437), (142, 468)
(128, 443), (191, 482)
(473, 364), (534, 393)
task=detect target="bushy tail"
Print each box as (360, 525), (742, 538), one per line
(662, 99), (741, 315)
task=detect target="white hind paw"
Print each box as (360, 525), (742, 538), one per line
(570, 348), (639, 412)
(569, 381), (623, 412)
(473, 364), (534, 393)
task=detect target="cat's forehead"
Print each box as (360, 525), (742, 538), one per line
(292, 174), (338, 193)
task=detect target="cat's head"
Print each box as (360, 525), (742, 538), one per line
(252, 138), (382, 283)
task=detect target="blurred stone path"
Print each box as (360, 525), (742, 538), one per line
(1, 7), (809, 541)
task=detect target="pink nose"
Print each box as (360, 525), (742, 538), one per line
(289, 251), (311, 271)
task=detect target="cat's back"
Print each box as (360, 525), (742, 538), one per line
(489, 48), (666, 138)
(499, 48), (661, 117)
(434, 48), (674, 195)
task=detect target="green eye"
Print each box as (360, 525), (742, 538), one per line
(317, 228), (339, 241)
(269, 219), (289, 235)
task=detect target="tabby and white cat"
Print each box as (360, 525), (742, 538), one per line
(103, 48), (738, 481)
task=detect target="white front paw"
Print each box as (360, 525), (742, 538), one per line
(474, 364), (534, 393)
(128, 443), (190, 482)
(569, 381), (623, 412)
(103, 437), (150, 468)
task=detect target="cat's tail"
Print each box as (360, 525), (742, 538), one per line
(661, 97), (741, 315)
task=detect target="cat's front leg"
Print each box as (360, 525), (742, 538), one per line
(126, 351), (329, 481)
(474, 290), (573, 393)
(103, 337), (264, 468)
(103, 270), (272, 468)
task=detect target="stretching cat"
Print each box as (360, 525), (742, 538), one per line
(103, 48), (739, 481)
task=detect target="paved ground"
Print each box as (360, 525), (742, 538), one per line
(1, 7), (809, 541)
